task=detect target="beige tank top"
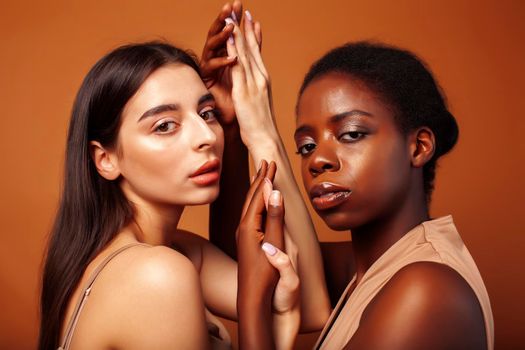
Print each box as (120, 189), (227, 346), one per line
(314, 215), (494, 350)
(59, 243), (232, 350)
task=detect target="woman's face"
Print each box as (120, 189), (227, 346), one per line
(115, 63), (224, 207)
(295, 72), (412, 230)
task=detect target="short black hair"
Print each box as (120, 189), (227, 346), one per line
(299, 41), (459, 201)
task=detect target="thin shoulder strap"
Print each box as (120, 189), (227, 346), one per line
(58, 243), (149, 350)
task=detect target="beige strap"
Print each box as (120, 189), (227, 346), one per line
(59, 243), (149, 350)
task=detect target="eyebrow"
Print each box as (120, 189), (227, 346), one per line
(294, 109), (372, 137)
(329, 110), (372, 124)
(137, 93), (216, 122)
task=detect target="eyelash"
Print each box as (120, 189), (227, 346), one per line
(154, 120), (179, 134)
(200, 108), (221, 122)
(153, 107), (220, 134)
(295, 131), (366, 156)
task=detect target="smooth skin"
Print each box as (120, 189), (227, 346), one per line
(59, 3), (312, 349)
(205, 3), (331, 332)
(293, 72), (487, 349)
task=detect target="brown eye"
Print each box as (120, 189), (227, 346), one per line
(154, 121), (177, 133)
(340, 131), (365, 142)
(296, 143), (316, 156)
(200, 109), (219, 121)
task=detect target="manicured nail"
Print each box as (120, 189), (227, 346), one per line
(225, 17), (234, 25)
(228, 35), (234, 44)
(262, 242), (277, 256)
(231, 10), (238, 23)
(269, 190), (281, 206)
(245, 10), (252, 22)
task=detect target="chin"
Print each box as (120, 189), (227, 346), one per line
(318, 210), (353, 231)
(191, 186), (220, 205)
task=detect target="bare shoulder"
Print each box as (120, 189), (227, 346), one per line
(124, 244), (201, 288)
(95, 245), (209, 349)
(348, 262), (487, 350)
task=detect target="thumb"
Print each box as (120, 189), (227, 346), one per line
(263, 190), (284, 250)
(261, 242), (299, 290)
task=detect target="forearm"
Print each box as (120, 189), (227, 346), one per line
(273, 309), (300, 350)
(248, 134), (331, 331)
(209, 124), (249, 259)
(238, 282), (275, 349)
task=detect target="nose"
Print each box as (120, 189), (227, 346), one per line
(189, 114), (218, 151)
(308, 140), (340, 177)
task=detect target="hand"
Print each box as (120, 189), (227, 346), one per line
(225, 10), (278, 149)
(237, 160), (300, 349)
(200, 1), (245, 126)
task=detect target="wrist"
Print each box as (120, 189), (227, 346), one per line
(273, 308), (300, 350)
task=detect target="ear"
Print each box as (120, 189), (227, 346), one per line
(89, 141), (121, 180)
(408, 127), (435, 168)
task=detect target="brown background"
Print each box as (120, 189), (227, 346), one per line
(1, 0), (523, 348)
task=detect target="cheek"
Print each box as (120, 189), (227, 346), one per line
(213, 124), (225, 158)
(117, 132), (191, 197)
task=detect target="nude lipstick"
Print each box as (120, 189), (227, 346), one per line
(190, 159), (221, 186)
(309, 182), (352, 211)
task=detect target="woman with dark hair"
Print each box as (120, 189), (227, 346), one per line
(38, 4), (330, 348)
(221, 17), (494, 350)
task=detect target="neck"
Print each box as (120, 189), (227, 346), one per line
(117, 195), (184, 246)
(350, 184), (429, 284)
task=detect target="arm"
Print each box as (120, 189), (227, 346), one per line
(201, 2), (249, 259)
(112, 247), (210, 349)
(344, 262), (487, 349)
(226, 11), (331, 330)
(237, 161), (300, 350)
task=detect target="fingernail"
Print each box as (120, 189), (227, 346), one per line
(245, 10), (253, 22)
(231, 10), (238, 23)
(262, 242), (277, 256)
(228, 35), (234, 44)
(225, 17), (234, 26)
(269, 190), (281, 206)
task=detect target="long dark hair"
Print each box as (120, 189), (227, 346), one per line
(299, 41), (459, 201)
(39, 42), (200, 350)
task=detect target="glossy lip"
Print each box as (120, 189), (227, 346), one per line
(190, 159), (221, 186)
(309, 182), (352, 211)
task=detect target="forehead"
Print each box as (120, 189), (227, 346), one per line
(123, 63), (206, 117)
(296, 72), (392, 124)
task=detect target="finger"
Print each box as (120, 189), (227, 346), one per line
(200, 56), (237, 78)
(240, 172), (270, 240)
(203, 24), (234, 56)
(243, 10), (260, 55)
(261, 242), (298, 286)
(266, 161), (276, 182)
(229, 19), (255, 84)
(262, 161), (277, 209)
(254, 21), (263, 49)
(231, 0), (243, 24)
(263, 190), (285, 250)
(243, 14), (268, 80)
(262, 178), (272, 210)
(241, 160), (268, 217)
(207, 2), (232, 37)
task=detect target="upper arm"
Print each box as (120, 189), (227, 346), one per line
(109, 246), (210, 350)
(173, 230), (238, 320)
(346, 262), (487, 350)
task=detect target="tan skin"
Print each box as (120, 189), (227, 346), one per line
(197, 3), (487, 348)
(201, 0), (330, 334)
(58, 4), (308, 349)
(294, 72), (487, 349)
